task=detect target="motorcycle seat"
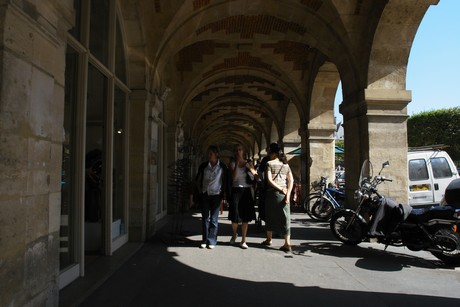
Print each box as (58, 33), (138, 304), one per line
(406, 207), (429, 223)
(406, 206), (455, 223)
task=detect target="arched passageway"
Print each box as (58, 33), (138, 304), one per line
(121, 0), (433, 205)
(0, 1), (438, 304)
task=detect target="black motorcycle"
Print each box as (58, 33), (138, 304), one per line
(330, 160), (460, 265)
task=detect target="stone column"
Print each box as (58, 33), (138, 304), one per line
(341, 89), (410, 205)
(298, 125), (310, 200)
(308, 123), (336, 187)
(0, 2), (73, 306)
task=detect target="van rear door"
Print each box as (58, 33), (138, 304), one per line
(408, 158), (434, 206)
(429, 156), (458, 203)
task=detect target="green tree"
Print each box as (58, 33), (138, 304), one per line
(407, 107), (460, 164)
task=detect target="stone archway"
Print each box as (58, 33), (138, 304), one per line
(340, 0), (434, 203)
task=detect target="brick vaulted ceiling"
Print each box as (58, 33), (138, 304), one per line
(125, 0), (390, 156)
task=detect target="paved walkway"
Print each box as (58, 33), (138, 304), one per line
(75, 209), (460, 307)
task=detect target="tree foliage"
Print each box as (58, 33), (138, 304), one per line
(407, 107), (460, 164)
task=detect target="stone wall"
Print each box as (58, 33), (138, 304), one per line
(0, 2), (72, 306)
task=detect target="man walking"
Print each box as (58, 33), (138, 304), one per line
(193, 145), (231, 249)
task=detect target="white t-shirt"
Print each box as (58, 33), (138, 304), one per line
(231, 162), (253, 188)
(202, 161), (224, 195)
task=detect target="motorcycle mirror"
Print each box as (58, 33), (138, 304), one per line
(378, 161), (390, 175)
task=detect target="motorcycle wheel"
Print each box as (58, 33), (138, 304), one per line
(430, 228), (460, 266)
(310, 196), (335, 222)
(330, 210), (364, 245)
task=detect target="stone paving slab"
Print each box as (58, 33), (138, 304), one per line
(79, 210), (460, 307)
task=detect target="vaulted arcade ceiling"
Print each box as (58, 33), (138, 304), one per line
(120, 0), (426, 157)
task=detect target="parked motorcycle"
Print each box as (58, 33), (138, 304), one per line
(330, 160), (460, 265)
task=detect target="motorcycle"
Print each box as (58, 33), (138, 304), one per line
(330, 160), (460, 265)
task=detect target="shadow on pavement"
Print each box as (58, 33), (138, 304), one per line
(79, 212), (460, 307)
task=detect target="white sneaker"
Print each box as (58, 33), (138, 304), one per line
(230, 235), (237, 245)
(207, 245), (215, 249)
(240, 242), (248, 249)
(199, 243), (206, 249)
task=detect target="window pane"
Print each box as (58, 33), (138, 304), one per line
(60, 45), (78, 270)
(112, 86), (126, 239)
(69, 0), (82, 40)
(115, 18), (127, 83)
(89, 0), (109, 66)
(431, 157), (453, 178)
(409, 159), (429, 181)
(84, 64), (107, 252)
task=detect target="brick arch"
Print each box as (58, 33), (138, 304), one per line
(152, 1), (358, 90)
(176, 47), (306, 118)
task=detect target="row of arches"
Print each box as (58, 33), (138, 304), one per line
(117, 0), (435, 208)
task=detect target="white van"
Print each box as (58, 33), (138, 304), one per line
(408, 146), (459, 207)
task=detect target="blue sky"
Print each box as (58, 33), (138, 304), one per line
(335, 0), (459, 120)
(407, 0), (459, 115)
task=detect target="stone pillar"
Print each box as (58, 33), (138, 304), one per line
(298, 125), (310, 200)
(341, 89), (410, 205)
(0, 2), (73, 306)
(308, 124), (336, 187)
(146, 96), (165, 237)
(128, 90), (150, 242)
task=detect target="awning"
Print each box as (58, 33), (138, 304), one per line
(287, 146), (344, 155)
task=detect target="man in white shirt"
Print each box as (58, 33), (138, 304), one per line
(194, 145), (231, 249)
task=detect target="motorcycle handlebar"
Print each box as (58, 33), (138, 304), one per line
(376, 176), (392, 182)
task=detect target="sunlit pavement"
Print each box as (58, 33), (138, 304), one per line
(77, 209), (460, 307)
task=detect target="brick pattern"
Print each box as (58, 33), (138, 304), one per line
(202, 52), (281, 78)
(301, 0), (323, 11)
(192, 87), (227, 101)
(355, 0), (363, 14)
(248, 86), (285, 101)
(154, 0), (161, 13)
(207, 75), (275, 87)
(176, 40), (230, 72)
(196, 15), (306, 38)
(262, 40), (312, 78)
(193, 0), (211, 10)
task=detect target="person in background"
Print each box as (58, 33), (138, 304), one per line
(262, 143), (294, 252)
(193, 145), (231, 249)
(255, 149), (270, 225)
(228, 143), (257, 249)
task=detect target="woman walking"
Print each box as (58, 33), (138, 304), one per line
(262, 143), (294, 252)
(228, 144), (257, 249)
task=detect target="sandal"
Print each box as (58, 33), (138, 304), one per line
(279, 245), (292, 252)
(261, 239), (272, 246)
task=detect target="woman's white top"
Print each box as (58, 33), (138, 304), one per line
(231, 162), (253, 188)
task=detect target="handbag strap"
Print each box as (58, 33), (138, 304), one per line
(272, 164), (284, 181)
